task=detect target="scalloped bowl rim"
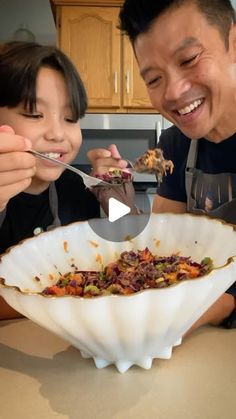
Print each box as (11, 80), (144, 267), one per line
(0, 212), (236, 298)
(0, 256), (235, 298)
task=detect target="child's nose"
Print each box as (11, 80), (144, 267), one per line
(44, 119), (64, 142)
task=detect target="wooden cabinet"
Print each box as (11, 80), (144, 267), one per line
(59, 6), (121, 109)
(122, 35), (152, 109)
(52, 1), (153, 112)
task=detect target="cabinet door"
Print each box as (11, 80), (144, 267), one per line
(123, 35), (153, 109)
(60, 6), (121, 109)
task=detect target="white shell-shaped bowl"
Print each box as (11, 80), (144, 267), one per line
(1, 213), (236, 372)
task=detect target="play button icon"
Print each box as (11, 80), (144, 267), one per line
(88, 192), (151, 242)
(108, 198), (130, 222)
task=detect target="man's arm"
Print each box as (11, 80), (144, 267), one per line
(152, 194), (187, 213)
(186, 293), (236, 335)
(152, 194), (236, 331)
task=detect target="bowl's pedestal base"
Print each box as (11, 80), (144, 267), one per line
(80, 338), (182, 373)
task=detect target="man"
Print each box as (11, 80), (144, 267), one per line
(118, 0), (236, 330)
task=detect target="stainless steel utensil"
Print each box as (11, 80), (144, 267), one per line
(28, 150), (119, 189)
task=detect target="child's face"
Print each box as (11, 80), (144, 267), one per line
(0, 67), (83, 190)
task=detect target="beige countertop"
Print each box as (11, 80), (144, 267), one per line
(0, 318), (236, 419)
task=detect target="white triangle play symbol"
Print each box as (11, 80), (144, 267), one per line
(108, 198), (131, 222)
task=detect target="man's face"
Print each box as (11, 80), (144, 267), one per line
(134, 2), (236, 142)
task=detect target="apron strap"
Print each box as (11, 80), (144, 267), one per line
(0, 182), (61, 234)
(0, 207), (7, 229)
(185, 139), (198, 212)
(47, 181), (61, 230)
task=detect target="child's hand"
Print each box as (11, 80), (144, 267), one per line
(87, 144), (128, 175)
(0, 125), (36, 211)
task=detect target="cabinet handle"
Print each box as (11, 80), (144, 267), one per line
(126, 70), (130, 94)
(155, 120), (162, 146)
(114, 71), (118, 94)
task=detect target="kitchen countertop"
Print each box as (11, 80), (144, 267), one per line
(0, 318), (235, 419)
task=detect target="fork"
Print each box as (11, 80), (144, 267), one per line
(28, 150), (120, 189)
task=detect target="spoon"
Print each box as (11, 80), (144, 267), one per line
(28, 150), (120, 189)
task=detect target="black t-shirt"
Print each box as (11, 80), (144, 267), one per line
(158, 125), (236, 203)
(158, 125), (236, 299)
(0, 171), (100, 254)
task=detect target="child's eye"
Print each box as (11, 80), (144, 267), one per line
(65, 117), (78, 123)
(21, 113), (42, 119)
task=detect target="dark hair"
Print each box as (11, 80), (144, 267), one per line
(119, 0), (236, 48)
(0, 41), (87, 121)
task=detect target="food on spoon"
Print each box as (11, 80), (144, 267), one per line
(134, 148), (174, 183)
(94, 168), (133, 184)
(42, 248), (213, 297)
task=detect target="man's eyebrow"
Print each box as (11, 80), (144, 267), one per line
(173, 37), (201, 56)
(140, 37), (201, 79)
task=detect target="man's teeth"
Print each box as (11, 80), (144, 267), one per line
(178, 99), (202, 115)
(43, 152), (61, 158)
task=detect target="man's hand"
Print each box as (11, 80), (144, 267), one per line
(87, 143), (139, 215)
(0, 125), (36, 211)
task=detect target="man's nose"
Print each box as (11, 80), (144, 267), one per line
(164, 72), (191, 103)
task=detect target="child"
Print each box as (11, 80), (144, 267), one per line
(0, 41), (134, 319)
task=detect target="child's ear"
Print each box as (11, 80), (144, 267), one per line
(229, 23), (236, 63)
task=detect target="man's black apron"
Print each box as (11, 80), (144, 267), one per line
(185, 140), (236, 224)
(185, 139), (236, 312)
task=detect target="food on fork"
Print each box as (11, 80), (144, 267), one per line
(93, 148), (173, 185)
(134, 148), (174, 183)
(94, 168), (133, 184)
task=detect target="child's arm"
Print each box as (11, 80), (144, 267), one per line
(0, 296), (23, 320)
(0, 125), (36, 320)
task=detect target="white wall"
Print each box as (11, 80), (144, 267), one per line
(0, 0), (56, 45)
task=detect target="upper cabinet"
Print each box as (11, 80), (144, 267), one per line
(51, 1), (153, 112)
(60, 6), (121, 110)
